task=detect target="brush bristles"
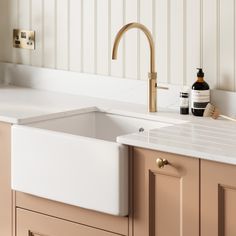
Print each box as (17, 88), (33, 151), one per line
(203, 103), (221, 119)
(203, 103), (216, 117)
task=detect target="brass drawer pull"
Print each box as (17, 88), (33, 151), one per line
(156, 158), (169, 168)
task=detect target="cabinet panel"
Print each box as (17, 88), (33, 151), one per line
(0, 122), (12, 236)
(133, 148), (199, 236)
(201, 160), (236, 236)
(17, 208), (119, 236)
(16, 192), (128, 235)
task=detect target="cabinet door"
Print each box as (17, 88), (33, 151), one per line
(133, 148), (199, 236)
(17, 208), (120, 236)
(201, 160), (236, 236)
(0, 123), (12, 236)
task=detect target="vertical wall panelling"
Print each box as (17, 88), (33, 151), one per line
(155, 0), (169, 83)
(17, 0), (31, 65)
(219, 0), (235, 91)
(43, 0), (56, 68)
(97, 0), (109, 76)
(56, 0), (69, 70)
(69, 0), (82, 72)
(139, 0), (153, 80)
(170, 0), (184, 85)
(0, 0), (14, 62)
(125, 0), (138, 79)
(83, 0), (95, 73)
(1, 0), (236, 92)
(0, 0), (5, 60)
(11, 0), (18, 64)
(235, 0), (236, 92)
(111, 0), (124, 78)
(186, 0), (201, 86)
(31, 0), (43, 67)
(203, 0), (218, 89)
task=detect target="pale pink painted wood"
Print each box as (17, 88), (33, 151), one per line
(17, 208), (119, 236)
(133, 147), (199, 236)
(0, 122), (12, 236)
(16, 192), (128, 235)
(201, 160), (236, 236)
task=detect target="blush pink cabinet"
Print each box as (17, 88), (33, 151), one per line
(17, 208), (120, 236)
(0, 122), (13, 236)
(201, 160), (236, 236)
(132, 147), (200, 236)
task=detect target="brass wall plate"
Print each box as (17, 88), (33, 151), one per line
(13, 29), (35, 50)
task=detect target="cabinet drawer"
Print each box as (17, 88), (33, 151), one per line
(17, 208), (120, 236)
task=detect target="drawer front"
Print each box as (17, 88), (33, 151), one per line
(17, 208), (120, 236)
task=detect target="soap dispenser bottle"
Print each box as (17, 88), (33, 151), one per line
(191, 68), (210, 116)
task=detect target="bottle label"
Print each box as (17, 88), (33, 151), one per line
(191, 90), (210, 109)
(180, 97), (189, 108)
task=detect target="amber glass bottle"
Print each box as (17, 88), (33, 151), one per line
(191, 68), (210, 116)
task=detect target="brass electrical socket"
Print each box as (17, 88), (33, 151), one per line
(13, 29), (35, 50)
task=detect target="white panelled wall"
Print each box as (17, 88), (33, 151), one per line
(0, 0), (236, 91)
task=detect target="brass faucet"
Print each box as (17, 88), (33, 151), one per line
(112, 22), (158, 112)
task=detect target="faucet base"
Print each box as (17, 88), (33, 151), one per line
(148, 73), (157, 112)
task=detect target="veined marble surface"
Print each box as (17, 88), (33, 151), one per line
(117, 119), (236, 165)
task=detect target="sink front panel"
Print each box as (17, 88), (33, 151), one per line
(11, 125), (129, 216)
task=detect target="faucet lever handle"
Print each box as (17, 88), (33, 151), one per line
(155, 84), (169, 90)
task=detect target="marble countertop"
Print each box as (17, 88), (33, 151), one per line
(0, 85), (235, 165)
(117, 119), (236, 165)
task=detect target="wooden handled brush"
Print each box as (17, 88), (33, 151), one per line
(203, 103), (236, 122)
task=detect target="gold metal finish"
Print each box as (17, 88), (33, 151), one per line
(156, 158), (169, 168)
(112, 22), (158, 112)
(13, 29), (35, 50)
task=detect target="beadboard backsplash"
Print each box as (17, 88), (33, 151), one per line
(0, 0), (236, 92)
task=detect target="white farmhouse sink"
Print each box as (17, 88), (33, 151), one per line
(11, 111), (171, 216)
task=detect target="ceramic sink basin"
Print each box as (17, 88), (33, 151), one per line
(11, 111), (171, 216)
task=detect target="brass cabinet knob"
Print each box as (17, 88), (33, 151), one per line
(156, 158), (169, 168)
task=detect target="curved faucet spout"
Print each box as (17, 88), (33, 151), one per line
(112, 22), (158, 112)
(112, 23), (156, 73)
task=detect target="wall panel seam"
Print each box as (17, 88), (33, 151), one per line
(42, 0), (45, 67)
(217, 0), (220, 89)
(123, 0), (126, 78)
(54, 0), (57, 69)
(234, 0), (236, 91)
(183, 0), (187, 86)
(137, 0), (140, 80)
(108, 0), (111, 76)
(29, 0), (32, 66)
(167, 0), (171, 84)
(94, 0), (97, 74)
(68, 0), (70, 71)
(200, 0), (203, 67)
(17, 0), (19, 28)
(81, 0), (84, 72)
(152, 0), (156, 43)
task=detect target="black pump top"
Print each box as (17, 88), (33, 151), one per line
(197, 68), (204, 77)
